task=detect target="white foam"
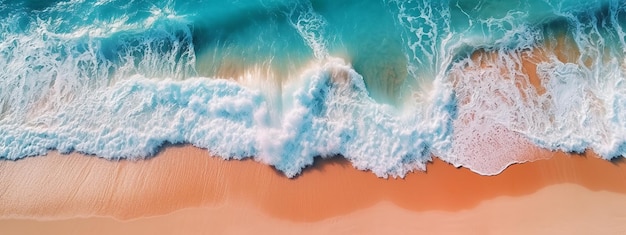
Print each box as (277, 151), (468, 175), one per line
(285, 1), (329, 60)
(525, 59), (626, 158)
(0, 58), (457, 178)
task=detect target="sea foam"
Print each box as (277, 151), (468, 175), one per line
(1, 0), (626, 177)
(0, 58), (455, 178)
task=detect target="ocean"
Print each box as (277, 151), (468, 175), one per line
(0, 0), (625, 177)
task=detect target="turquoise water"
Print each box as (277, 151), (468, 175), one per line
(1, 0), (625, 177)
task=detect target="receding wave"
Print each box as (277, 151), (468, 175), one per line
(1, 0), (625, 177)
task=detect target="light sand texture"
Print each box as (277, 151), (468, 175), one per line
(2, 183), (626, 235)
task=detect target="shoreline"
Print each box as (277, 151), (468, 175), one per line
(1, 145), (626, 222)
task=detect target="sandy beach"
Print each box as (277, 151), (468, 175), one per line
(3, 40), (626, 234)
(1, 145), (626, 234)
(3, 0), (626, 234)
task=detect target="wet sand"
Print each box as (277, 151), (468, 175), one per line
(1, 145), (626, 234)
(4, 183), (626, 235)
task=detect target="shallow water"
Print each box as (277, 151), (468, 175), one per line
(1, 0), (625, 177)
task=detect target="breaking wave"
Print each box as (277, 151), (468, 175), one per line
(1, 0), (625, 177)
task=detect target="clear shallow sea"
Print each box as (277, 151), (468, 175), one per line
(1, 0), (625, 177)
